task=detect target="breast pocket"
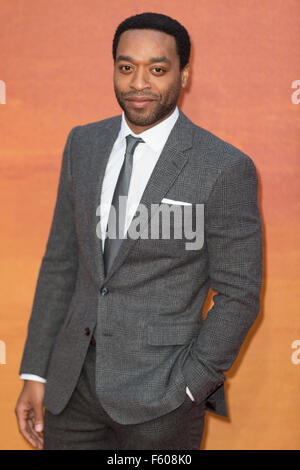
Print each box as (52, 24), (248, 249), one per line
(150, 201), (204, 252)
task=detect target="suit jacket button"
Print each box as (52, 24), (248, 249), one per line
(85, 327), (91, 336)
(101, 287), (109, 295)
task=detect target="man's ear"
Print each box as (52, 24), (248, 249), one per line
(181, 64), (190, 88)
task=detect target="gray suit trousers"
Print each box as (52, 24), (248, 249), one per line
(43, 341), (206, 450)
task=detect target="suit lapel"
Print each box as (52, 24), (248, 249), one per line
(100, 110), (195, 284)
(85, 116), (122, 283)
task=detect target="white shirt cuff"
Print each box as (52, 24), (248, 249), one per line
(20, 374), (47, 383)
(186, 386), (195, 401)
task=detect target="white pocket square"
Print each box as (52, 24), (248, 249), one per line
(161, 198), (192, 206)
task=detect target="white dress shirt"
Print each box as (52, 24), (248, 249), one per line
(20, 106), (195, 402)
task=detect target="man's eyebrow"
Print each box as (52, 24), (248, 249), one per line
(116, 55), (171, 65)
(149, 56), (171, 65)
(116, 55), (133, 62)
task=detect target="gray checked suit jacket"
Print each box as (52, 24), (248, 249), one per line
(19, 109), (263, 425)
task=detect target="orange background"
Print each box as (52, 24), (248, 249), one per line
(0, 0), (299, 450)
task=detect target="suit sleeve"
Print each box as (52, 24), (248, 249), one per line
(182, 154), (263, 404)
(19, 126), (79, 378)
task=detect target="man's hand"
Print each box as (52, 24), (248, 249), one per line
(15, 380), (45, 449)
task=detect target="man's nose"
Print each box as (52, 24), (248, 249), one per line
(130, 68), (151, 91)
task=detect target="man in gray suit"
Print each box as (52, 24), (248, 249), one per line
(15, 12), (263, 450)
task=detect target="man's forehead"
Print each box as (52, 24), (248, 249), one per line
(116, 29), (178, 63)
(117, 28), (177, 51)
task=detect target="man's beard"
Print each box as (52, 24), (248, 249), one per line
(114, 83), (181, 128)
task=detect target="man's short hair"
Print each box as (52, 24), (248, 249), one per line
(112, 12), (191, 70)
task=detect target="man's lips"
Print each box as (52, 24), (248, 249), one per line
(125, 96), (156, 108)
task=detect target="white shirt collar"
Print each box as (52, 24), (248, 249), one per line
(115, 106), (179, 154)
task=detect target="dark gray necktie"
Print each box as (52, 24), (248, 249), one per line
(103, 134), (144, 275)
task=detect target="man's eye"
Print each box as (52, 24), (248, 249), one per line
(152, 67), (165, 74)
(120, 65), (132, 72)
